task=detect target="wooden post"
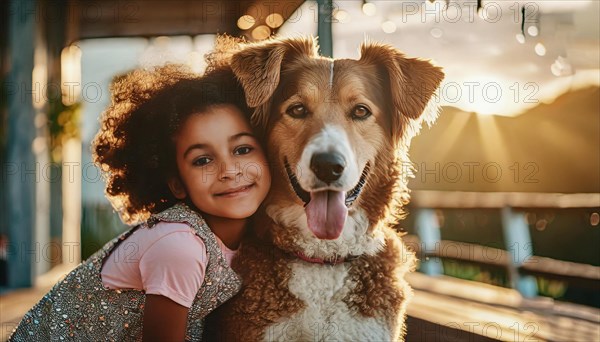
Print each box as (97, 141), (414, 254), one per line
(62, 138), (81, 267)
(45, 0), (68, 268)
(316, 0), (333, 58)
(501, 206), (538, 298)
(0, 0), (8, 289)
(415, 209), (443, 276)
(33, 0), (52, 278)
(6, 0), (38, 288)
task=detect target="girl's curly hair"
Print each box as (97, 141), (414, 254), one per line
(93, 64), (249, 224)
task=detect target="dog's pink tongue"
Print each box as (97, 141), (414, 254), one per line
(305, 191), (347, 240)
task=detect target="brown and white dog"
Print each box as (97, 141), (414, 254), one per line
(208, 36), (444, 341)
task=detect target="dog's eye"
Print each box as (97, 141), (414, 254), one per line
(352, 105), (372, 120)
(286, 104), (308, 118)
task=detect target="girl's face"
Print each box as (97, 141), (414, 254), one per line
(169, 104), (270, 220)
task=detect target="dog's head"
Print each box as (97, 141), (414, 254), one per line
(231, 36), (443, 257)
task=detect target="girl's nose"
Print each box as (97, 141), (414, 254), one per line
(218, 158), (242, 181)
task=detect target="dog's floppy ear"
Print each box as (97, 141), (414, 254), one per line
(360, 42), (444, 139)
(230, 37), (319, 126)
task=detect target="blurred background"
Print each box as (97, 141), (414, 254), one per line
(1, 0), (599, 340)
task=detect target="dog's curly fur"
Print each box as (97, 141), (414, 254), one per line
(205, 36), (444, 341)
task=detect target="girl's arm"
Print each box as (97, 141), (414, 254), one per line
(143, 294), (189, 341)
(136, 226), (207, 340)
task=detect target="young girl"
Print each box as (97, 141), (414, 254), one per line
(9, 64), (271, 341)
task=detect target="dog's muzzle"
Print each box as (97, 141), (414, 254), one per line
(285, 157), (370, 239)
(284, 158), (370, 208)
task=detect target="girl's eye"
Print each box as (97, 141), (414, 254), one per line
(351, 105), (372, 120)
(192, 157), (212, 166)
(234, 146), (254, 155)
(286, 104), (308, 118)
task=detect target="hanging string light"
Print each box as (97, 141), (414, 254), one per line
(333, 8), (351, 24)
(251, 25), (271, 40)
(534, 42), (546, 56)
(528, 26), (539, 37)
(382, 19), (397, 34)
(237, 15), (256, 30)
(266, 13), (284, 29)
(362, 0), (376, 16)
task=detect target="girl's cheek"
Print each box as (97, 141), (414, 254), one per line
(202, 164), (218, 176)
(242, 167), (258, 181)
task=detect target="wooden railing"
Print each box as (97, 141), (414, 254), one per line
(410, 190), (600, 209)
(404, 237), (600, 290)
(407, 191), (600, 298)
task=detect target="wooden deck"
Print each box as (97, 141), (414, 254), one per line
(1, 267), (598, 341)
(406, 272), (600, 341)
(0, 264), (74, 341)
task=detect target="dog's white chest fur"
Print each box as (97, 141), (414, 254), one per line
(262, 261), (390, 341)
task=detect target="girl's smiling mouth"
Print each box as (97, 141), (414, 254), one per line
(214, 183), (256, 197)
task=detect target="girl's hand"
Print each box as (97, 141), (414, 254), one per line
(143, 294), (189, 341)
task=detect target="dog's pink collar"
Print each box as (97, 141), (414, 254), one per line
(294, 251), (353, 265)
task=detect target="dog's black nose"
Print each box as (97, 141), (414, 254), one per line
(310, 153), (346, 184)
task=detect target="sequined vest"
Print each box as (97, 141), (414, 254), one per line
(9, 203), (242, 341)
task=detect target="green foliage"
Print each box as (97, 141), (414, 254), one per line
(47, 94), (81, 162)
(81, 204), (129, 260)
(536, 277), (567, 299)
(431, 260), (569, 300)
(441, 260), (509, 288)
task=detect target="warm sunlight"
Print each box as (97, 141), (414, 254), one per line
(440, 70), (599, 117)
(438, 75), (520, 116)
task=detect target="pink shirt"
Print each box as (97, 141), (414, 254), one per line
(100, 221), (238, 308)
